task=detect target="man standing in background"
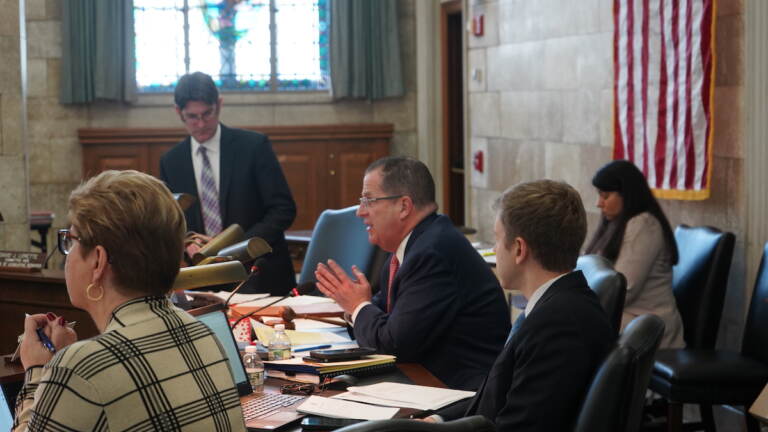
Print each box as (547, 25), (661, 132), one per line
(161, 72), (297, 295)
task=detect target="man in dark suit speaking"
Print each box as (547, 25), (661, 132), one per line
(433, 180), (615, 430)
(160, 72), (297, 295)
(314, 156), (510, 390)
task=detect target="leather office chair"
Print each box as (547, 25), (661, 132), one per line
(298, 206), (379, 287)
(648, 242), (768, 432)
(334, 415), (495, 432)
(671, 225), (735, 349)
(576, 255), (628, 332)
(643, 225), (734, 431)
(575, 314), (665, 432)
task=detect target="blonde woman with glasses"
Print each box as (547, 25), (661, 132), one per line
(14, 170), (246, 431)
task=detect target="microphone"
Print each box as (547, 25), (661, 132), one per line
(217, 237), (272, 264)
(42, 248), (57, 269)
(172, 261), (248, 291)
(229, 282), (316, 330)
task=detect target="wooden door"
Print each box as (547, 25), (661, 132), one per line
(441, 0), (465, 226)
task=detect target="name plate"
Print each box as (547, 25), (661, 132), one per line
(0, 250), (45, 272)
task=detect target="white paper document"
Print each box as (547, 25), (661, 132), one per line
(333, 382), (475, 410)
(210, 291), (270, 305)
(296, 396), (398, 420)
(236, 295), (335, 307)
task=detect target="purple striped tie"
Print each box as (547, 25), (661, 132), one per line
(197, 146), (222, 236)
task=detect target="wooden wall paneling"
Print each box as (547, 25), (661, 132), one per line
(148, 143), (176, 177)
(83, 144), (149, 178)
(330, 140), (388, 210)
(79, 124), (392, 231)
(273, 141), (328, 230)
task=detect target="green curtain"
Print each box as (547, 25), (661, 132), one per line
(330, 0), (404, 101)
(60, 0), (136, 104)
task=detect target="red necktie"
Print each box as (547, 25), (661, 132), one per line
(387, 256), (400, 313)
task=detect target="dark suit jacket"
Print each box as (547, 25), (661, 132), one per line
(441, 271), (615, 431)
(159, 124), (297, 295)
(354, 213), (510, 390)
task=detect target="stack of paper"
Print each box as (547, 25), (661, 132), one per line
(297, 396), (398, 420)
(332, 382), (475, 410)
(264, 355), (397, 384)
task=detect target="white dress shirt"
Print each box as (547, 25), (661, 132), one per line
(524, 273), (568, 318)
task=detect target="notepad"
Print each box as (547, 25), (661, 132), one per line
(252, 320), (349, 346)
(296, 396), (398, 420)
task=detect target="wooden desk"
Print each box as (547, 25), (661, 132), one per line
(1, 361), (444, 429)
(0, 270), (98, 354)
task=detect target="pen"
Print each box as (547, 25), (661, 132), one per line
(35, 327), (56, 353)
(293, 344), (331, 353)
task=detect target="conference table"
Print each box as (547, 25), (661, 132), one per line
(0, 288), (448, 430)
(1, 358), (445, 431)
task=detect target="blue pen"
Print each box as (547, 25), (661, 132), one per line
(293, 344), (331, 353)
(35, 327), (56, 353)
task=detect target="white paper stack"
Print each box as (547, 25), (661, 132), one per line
(296, 396), (399, 420)
(332, 382), (475, 410)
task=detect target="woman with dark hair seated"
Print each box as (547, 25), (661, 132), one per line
(584, 160), (685, 348)
(14, 170), (245, 431)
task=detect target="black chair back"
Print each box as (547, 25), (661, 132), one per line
(577, 255), (627, 332)
(574, 314), (665, 432)
(672, 225), (735, 349)
(335, 415), (495, 432)
(742, 243), (768, 364)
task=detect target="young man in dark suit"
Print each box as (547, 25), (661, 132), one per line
(160, 72), (297, 295)
(432, 180), (616, 430)
(314, 156), (510, 390)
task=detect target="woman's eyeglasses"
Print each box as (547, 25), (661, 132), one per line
(57, 229), (81, 255)
(57, 229), (112, 262)
(280, 383), (317, 396)
(279, 377), (340, 396)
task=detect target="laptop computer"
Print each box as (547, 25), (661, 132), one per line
(1, 387), (14, 431)
(190, 303), (306, 431)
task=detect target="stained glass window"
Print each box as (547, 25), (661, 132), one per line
(134, 0), (329, 93)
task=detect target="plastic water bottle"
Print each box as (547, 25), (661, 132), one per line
(268, 324), (292, 360)
(243, 345), (264, 394)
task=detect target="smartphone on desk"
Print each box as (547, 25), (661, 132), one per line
(304, 347), (376, 362)
(301, 416), (363, 430)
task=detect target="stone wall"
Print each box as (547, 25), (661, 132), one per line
(0, 0), (30, 251)
(16, 0), (417, 268)
(466, 0), (746, 349)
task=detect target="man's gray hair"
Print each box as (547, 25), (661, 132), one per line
(366, 157), (435, 209)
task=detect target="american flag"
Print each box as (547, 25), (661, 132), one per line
(613, 0), (716, 200)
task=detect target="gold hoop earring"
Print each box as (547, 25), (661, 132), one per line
(86, 283), (104, 301)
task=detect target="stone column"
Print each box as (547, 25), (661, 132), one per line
(0, 0), (30, 250)
(745, 1), (768, 300)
